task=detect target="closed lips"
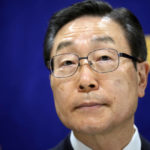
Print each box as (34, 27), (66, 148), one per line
(74, 102), (106, 109)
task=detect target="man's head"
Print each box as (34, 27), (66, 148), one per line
(44, 0), (149, 135)
(44, 0), (147, 67)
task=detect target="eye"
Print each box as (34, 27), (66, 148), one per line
(59, 60), (76, 67)
(63, 60), (74, 66)
(97, 55), (112, 61)
(101, 55), (111, 61)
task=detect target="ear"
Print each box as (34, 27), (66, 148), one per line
(137, 61), (150, 97)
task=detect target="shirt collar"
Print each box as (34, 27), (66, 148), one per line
(70, 125), (141, 150)
(123, 125), (141, 150)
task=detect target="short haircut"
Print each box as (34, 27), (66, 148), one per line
(44, 0), (147, 68)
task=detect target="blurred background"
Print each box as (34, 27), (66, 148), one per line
(0, 0), (150, 149)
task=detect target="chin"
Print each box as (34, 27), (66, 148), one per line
(67, 119), (111, 135)
(74, 125), (109, 135)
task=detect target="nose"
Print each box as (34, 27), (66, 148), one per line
(77, 64), (99, 93)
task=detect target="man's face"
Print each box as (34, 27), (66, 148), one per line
(50, 16), (148, 134)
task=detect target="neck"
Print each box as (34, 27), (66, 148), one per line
(73, 118), (135, 150)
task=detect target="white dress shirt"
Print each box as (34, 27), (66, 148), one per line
(70, 125), (141, 150)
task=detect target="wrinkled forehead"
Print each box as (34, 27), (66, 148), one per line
(51, 16), (130, 57)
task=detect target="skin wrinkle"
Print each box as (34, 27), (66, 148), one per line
(57, 36), (115, 54)
(50, 16), (149, 150)
(55, 41), (117, 57)
(58, 30), (119, 46)
(53, 31), (129, 59)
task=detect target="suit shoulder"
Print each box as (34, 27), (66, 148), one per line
(141, 136), (150, 150)
(49, 135), (73, 150)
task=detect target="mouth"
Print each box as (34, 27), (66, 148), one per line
(74, 102), (106, 111)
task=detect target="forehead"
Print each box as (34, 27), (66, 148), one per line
(51, 16), (130, 56)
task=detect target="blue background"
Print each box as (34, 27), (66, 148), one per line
(0, 0), (150, 149)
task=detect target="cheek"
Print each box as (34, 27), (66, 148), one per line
(51, 78), (75, 120)
(104, 67), (139, 118)
(106, 65), (138, 97)
(52, 79), (75, 101)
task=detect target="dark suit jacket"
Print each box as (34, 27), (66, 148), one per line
(50, 134), (150, 150)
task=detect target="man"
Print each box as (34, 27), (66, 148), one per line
(44, 0), (150, 149)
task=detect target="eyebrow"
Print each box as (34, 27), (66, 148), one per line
(91, 36), (115, 44)
(56, 41), (73, 51)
